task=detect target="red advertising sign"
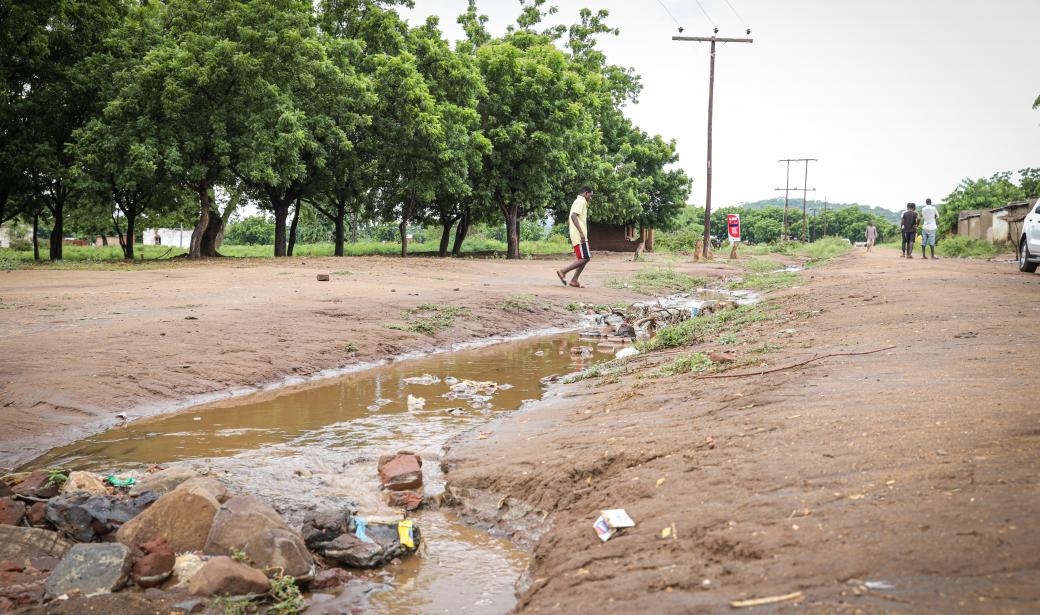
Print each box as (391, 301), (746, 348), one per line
(727, 214), (741, 242)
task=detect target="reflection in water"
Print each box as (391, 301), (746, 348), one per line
(25, 332), (617, 615)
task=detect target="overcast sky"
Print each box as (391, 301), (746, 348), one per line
(401, 0), (1040, 212)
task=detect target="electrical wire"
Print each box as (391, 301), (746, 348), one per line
(654, 0), (683, 30)
(691, 0), (716, 28)
(721, 0), (746, 26)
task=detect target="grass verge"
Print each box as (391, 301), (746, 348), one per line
(728, 271), (800, 290)
(935, 236), (1004, 259)
(387, 304), (467, 334)
(605, 268), (707, 295)
(639, 304), (779, 351)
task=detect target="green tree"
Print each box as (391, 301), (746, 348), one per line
(1018, 168), (1039, 199)
(940, 172), (1026, 233)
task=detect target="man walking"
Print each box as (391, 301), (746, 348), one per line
(865, 222), (877, 252)
(556, 187), (594, 288)
(900, 203), (918, 258)
(920, 198), (939, 260)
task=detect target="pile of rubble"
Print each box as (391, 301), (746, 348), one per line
(0, 456), (427, 613)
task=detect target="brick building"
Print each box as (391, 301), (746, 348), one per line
(587, 222), (654, 252)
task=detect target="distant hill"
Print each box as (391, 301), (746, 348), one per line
(735, 198), (902, 224)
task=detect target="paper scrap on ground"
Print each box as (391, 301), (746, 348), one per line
(594, 508), (636, 542)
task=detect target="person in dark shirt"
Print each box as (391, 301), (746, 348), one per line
(900, 203), (918, 258)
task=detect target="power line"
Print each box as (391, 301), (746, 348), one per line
(691, 0), (716, 28)
(721, 0), (746, 26)
(654, 0), (683, 30)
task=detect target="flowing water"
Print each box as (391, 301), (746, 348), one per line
(23, 331), (620, 614)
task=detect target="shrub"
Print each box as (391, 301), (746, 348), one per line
(935, 236), (1003, 259)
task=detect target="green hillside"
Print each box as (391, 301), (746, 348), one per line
(736, 198), (902, 224)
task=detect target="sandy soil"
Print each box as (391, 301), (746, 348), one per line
(0, 253), (738, 468)
(443, 248), (1040, 613)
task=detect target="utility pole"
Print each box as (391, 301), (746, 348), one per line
(810, 208), (817, 242)
(776, 158), (817, 241)
(674, 29), (753, 259)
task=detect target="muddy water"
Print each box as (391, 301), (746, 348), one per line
(24, 331), (619, 614)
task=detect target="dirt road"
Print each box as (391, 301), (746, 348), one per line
(444, 248), (1040, 613)
(0, 254), (736, 468)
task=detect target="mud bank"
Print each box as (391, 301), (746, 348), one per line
(441, 250), (1040, 613)
(0, 254), (742, 468)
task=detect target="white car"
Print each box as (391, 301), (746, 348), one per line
(1020, 199), (1040, 273)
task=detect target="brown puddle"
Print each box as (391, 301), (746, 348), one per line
(23, 331), (618, 614)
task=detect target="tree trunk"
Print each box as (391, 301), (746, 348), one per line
(32, 210), (40, 261)
(272, 199), (289, 257)
(452, 209), (469, 257)
(287, 198), (301, 257)
(48, 211), (63, 261)
(350, 207), (358, 244)
(125, 206), (136, 260)
(399, 195), (415, 257)
(189, 183), (223, 258)
(438, 215), (457, 257)
(333, 199), (345, 256)
(501, 202), (520, 260)
(101, 235), (108, 247)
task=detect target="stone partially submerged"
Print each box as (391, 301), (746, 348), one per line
(317, 520), (421, 569)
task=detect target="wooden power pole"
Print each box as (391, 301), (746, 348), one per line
(673, 29), (752, 259)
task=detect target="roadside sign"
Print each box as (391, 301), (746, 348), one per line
(727, 214), (741, 242)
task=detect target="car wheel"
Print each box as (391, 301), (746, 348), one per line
(1020, 238), (1038, 273)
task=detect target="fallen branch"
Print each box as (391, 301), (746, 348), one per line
(695, 346), (896, 380)
(731, 591), (804, 608)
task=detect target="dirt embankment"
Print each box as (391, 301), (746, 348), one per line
(0, 254), (738, 468)
(443, 249), (1040, 613)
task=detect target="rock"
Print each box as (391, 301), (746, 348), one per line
(175, 476), (230, 503)
(169, 553), (204, 588)
(13, 470), (59, 499)
(186, 556), (270, 596)
(46, 492), (157, 542)
(171, 597), (208, 613)
(316, 273), (330, 281)
(377, 453), (423, 491)
(0, 526), (72, 562)
(129, 466), (198, 497)
(243, 527), (314, 580)
(132, 537), (175, 588)
(615, 323), (636, 338)
(0, 496), (26, 526)
(0, 563), (49, 609)
(310, 567), (355, 591)
(29, 556), (61, 572)
(61, 471), (109, 496)
(0, 480), (13, 498)
(320, 522), (420, 569)
(707, 351), (736, 363)
(301, 509), (352, 549)
(386, 490), (423, 511)
(204, 495), (289, 556)
(116, 484), (220, 553)
(27, 502), (48, 527)
(45, 543), (132, 599)
(302, 580), (373, 614)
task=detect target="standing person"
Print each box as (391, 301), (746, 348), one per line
(557, 187), (594, 287)
(865, 222), (877, 252)
(920, 198), (939, 260)
(900, 203), (918, 258)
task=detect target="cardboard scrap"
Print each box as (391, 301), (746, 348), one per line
(593, 509), (636, 542)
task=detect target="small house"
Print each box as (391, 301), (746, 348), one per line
(142, 228), (192, 249)
(587, 223), (654, 252)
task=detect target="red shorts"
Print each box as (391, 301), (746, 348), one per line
(573, 242), (591, 260)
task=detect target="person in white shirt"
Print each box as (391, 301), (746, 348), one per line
(920, 198), (939, 260)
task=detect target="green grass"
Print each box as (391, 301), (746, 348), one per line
(660, 352), (713, 376)
(502, 293), (537, 313)
(742, 258), (780, 273)
(387, 303), (468, 334)
(935, 236), (1004, 259)
(0, 236), (572, 269)
(728, 271), (800, 290)
(639, 305), (778, 351)
(741, 237), (852, 264)
(717, 333), (739, 345)
(605, 268), (707, 295)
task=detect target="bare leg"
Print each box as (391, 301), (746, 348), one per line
(558, 258), (586, 275)
(569, 259), (589, 286)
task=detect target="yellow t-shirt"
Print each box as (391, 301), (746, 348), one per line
(568, 194), (588, 245)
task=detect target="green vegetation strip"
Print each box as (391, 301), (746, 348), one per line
(387, 304), (467, 335)
(639, 305), (778, 352)
(605, 268), (707, 296)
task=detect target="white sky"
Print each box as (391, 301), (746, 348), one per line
(402, 0), (1040, 211)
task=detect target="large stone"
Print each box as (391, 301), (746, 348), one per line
(186, 556), (270, 597)
(26, 502), (49, 528)
(61, 471), (110, 496)
(310, 567), (355, 591)
(175, 476), (230, 503)
(46, 492), (158, 542)
(0, 480), (13, 498)
(243, 527), (314, 580)
(301, 509), (352, 549)
(132, 537), (175, 588)
(116, 485), (220, 553)
(0, 496), (26, 526)
(320, 522), (421, 569)
(13, 470), (59, 499)
(386, 490), (423, 511)
(377, 453), (423, 491)
(45, 543), (132, 599)
(204, 496), (288, 557)
(129, 466), (198, 497)
(0, 526), (72, 562)
(0, 564), (49, 609)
